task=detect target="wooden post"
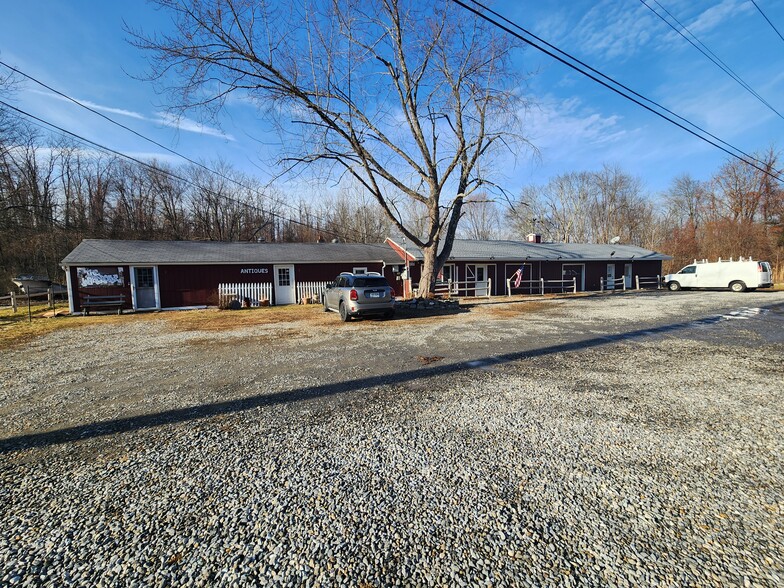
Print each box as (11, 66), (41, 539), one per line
(48, 287), (54, 309)
(487, 278), (492, 299)
(600, 278), (604, 292)
(11, 291), (17, 313)
(635, 275), (640, 290)
(506, 278), (511, 297)
(540, 278), (545, 296)
(657, 275), (661, 289)
(573, 277), (577, 293)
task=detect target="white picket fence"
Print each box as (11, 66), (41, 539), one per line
(297, 281), (330, 303)
(218, 283), (273, 307)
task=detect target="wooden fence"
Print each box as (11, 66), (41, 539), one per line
(636, 275), (662, 289)
(600, 275), (662, 291)
(0, 289), (58, 312)
(506, 278), (577, 296)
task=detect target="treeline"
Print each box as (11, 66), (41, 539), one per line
(1, 119), (783, 289)
(504, 159), (784, 277)
(0, 123), (392, 288)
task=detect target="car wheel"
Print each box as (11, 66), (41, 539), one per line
(339, 302), (350, 322)
(668, 281), (681, 291)
(730, 281), (747, 293)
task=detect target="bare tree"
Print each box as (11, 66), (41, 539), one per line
(520, 172), (595, 242)
(510, 166), (653, 245)
(459, 192), (502, 240)
(711, 158), (764, 223)
(590, 164), (646, 244)
(130, 0), (526, 295)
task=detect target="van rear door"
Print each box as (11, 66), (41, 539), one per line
(758, 261), (773, 287)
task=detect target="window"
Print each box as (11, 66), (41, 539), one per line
(441, 264), (456, 282)
(135, 267), (154, 288)
(277, 267), (291, 286)
(680, 266), (696, 274)
(353, 277), (388, 288)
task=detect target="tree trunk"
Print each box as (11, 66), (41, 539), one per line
(417, 195), (464, 298)
(418, 244), (438, 298)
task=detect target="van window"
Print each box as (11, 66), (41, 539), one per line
(679, 266), (696, 274)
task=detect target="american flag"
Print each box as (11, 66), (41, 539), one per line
(513, 266), (524, 288)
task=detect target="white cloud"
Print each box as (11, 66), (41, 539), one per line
(570, 0), (657, 62)
(30, 89), (235, 141)
(30, 89), (147, 120)
(685, 0), (753, 37)
(154, 112), (235, 141)
(523, 96), (629, 153)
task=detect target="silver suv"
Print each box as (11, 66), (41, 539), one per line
(323, 272), (395, 321)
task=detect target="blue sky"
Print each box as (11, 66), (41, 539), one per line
(1, 0), (783, 196)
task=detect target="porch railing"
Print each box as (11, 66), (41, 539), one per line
(506, 277), (577, 296)
(600, 276), (627, 291)
(414, 278), (492, 299)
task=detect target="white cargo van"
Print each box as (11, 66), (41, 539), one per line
(664, 258), (773, 292)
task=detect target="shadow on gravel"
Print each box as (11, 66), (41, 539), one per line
(2, 302), (781, 453)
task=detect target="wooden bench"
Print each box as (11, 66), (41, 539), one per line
(81, 294), (125, 315)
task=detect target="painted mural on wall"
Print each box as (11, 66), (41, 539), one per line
(77, 267), (125, 287)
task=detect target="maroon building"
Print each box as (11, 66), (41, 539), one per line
(385, 237), (671, 296)
(62, 239), (401, 314)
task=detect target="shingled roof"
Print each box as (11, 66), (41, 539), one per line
(394, 239), (671, 262)
(62, 239), (402, 265)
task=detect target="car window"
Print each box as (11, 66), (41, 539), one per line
(353, 277), (388, 288)
(680, 266), (696, 274)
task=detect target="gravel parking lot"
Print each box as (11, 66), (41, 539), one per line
(1, 290), (783, 587)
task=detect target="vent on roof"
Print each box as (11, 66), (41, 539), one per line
(527, 233), (542, 243)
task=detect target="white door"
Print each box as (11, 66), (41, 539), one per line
(606, 264), (616, 290)
(131, 266), (159, 309)
(273, 265), (296, 305)
(624, 264), (633, 289)
(474, 265), (487, 296)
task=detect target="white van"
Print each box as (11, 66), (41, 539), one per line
(664, 258), (774, 292)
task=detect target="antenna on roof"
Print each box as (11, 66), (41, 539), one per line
(609, 236), (621, 244)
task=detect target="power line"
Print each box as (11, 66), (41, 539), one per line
(750, 0), (784, 44)
(449, 0), (783, 182)
(0, 98), (391, 247)
(639, 0), (784, 121)
(0, 60), (386, 245)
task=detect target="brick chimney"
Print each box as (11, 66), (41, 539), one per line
(527, 233), (542, 243)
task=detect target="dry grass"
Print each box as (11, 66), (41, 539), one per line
(482, 300), (554, 318)
(0, 303), (336, 350)
(158, 304), (331, 332)
(0, 304), (129, 349)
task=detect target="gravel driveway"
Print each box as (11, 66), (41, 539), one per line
(1, 290), (783, 587)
